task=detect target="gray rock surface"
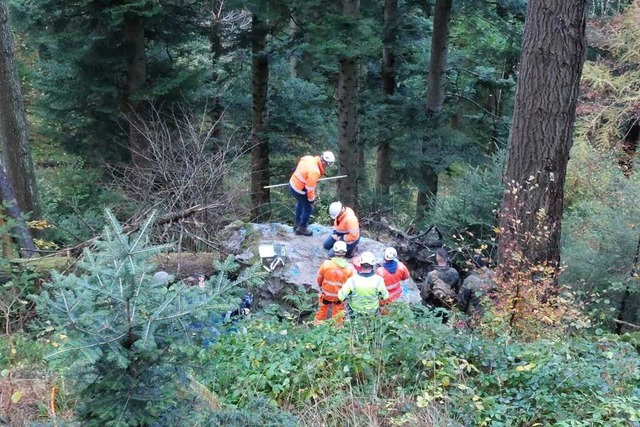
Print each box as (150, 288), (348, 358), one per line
(221, 221), (422, 305)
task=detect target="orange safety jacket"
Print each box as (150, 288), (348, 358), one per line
(316, 257), (354, 302)
(289, 155), (325, 202)
(334, 207), (360, 243)
(377, 261), (410, 303)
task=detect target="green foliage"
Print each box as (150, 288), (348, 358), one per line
(0, 332), (46, 369)
(562, 132), (640, 326)
(197, 306), (640, 426)
(12, 0), (210, 160)
(426, 151), (504, 247)
(37, 155), (128, 246)
(202, 397), (297, 427)
(0, 213), (42, 335)
(0, 267), (39, 336)
(30, 210), (266, 425)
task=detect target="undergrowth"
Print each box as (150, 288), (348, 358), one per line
(198, 305), (640, 427)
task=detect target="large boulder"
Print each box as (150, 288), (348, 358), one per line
(221, 221), (422, 306)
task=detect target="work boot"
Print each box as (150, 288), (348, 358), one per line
(295, 226), (313, 236)
(293, 222), (300, 232)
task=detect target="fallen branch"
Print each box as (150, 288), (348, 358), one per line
(613, 319), (640, 330)
(378, 218), (443, 250)
(60, 203), (224, 257)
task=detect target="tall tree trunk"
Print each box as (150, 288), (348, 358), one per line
(0, 163), (36, 257)
(619, 118), (639, 176)
(615, 118), (640, 331)
(417, 0), (452, 218)
(250, 14), (270, 220)
(0, 2), (39, 219)
(615, 233), (640, 333)
(498, 0), (587, 273)
(210, 30), (224, 143)
(122, 13), (148, 170)
(206, 3), (225, 200)
(289, 17), (299, 78)
(375, 0), (397, 197)
(337, 0), (360, 209)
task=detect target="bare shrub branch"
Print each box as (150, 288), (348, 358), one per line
(112, 105), (251, 250)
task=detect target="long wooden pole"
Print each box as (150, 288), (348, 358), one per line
(263, 175), (348, 189)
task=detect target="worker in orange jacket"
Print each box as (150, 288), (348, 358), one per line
(377, 247), (411, 312)
(323, 201), (360, 258)
(289, 151), (335, 236)
(314, 241), (354, 324)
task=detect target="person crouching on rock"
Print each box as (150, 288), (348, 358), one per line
(338, 251), (389, 317)
(314, 241), (354, 325)
(323, 201), (360, 258)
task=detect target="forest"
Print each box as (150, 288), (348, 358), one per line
(0, 0), (639, 425)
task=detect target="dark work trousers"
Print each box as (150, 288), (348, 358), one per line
(323, 232), (360, 257)
(290, 184), (313, 228)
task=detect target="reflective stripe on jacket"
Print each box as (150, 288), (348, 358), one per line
(338, 272), (389, 314)
(289, 156), (325, 202)
(377, 261), (410, 303)
(317, 257), (354, 302)
(334, 207), (360, 243)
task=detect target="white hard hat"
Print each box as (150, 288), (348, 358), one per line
(333, 240), (347, 254)
(321, 151), (335, 166)
(383, 247), (397, 261)
(359, 251), (376, 267)
(329, 201), (343, 219)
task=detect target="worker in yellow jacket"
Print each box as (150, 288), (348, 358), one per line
(323, 201), (360, 258)
(289, 151), (335, 236)
(338, 251), (389, 316)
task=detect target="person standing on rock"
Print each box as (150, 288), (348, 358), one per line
(377, 247), (411, 313)
(323, 201), (360, 258)
(289, 151), (335, 236)
(338, 251), (389, 316)
(314, 241), (354, 324)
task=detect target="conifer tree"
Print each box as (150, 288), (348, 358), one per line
(33, 210), (264, 424)
(16, 0), (208, 163)
(0, 1), (39, 220)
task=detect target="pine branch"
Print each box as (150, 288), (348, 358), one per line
(45, 332), (128, 360)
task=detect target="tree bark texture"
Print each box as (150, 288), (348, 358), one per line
(209, 14), (225, 144)
(425, 0), (451, 116)
(0, 163), (36, 257)
(289, 17), (299, 78)
(250, 14), (271, 219)
(619, 118), (639, 176)
(375, 0), (397, 196)
(206, 5), (226, 199)
(0, 2), (39, 218)
(122, 13), (148, 170)
(615, 117), (639, 330)
(336, 0), (360, 209)
(417, 0), (452, 218)
(498, 0), (587, 271)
